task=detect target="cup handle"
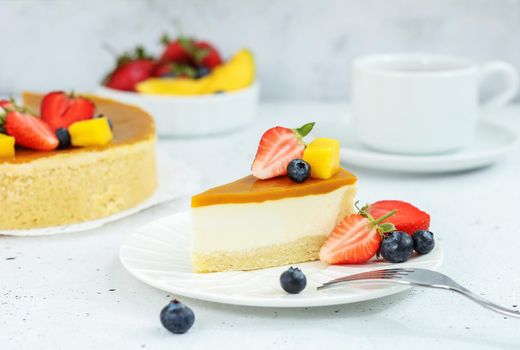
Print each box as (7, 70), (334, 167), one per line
(480, 61), (519, 115)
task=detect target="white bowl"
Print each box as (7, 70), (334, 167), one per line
(96, 82), (259, 137)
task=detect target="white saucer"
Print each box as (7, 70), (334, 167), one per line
(315, 121), (518, 173)
(120, 212), (443, 308)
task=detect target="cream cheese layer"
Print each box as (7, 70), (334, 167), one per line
(191, 184), (356, 253)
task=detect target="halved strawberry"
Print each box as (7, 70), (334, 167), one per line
(4, 111), (58, 151)
(368, 200), (430, 235)
(40, 91), (95, 131)
(251, 122), (315, 180)
(319, 207), (396, 265)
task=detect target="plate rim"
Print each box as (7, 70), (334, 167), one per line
(119, 211), (444, 308)
(331, 120), (518, 173)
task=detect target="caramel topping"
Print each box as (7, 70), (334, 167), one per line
(192, 168), (357, 207)
(0, 92), (155, 164)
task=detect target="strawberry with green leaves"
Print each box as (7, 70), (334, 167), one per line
(104, 46), (155, 91)
(159, 35), (223, 69)
(40, 91), (95, 131)
(320, 204), (397, 265)
(251, 122), (315, 179)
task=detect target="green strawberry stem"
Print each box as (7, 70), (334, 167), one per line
(372, 210), (396, 225)
(294, 122), (315, 139)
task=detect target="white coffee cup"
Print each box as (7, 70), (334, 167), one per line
(351, 54), (519, 154)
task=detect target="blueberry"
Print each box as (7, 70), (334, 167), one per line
(287, 159), (311, 183)
(380, 231), (414, 263)
(160, 299), (195, 334)
(280, 267), (307, 294)
(55, 128), (71, 149)
(412, 230), (435, 254)
(196, 66), (211, 79)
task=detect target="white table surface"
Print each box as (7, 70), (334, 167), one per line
(2, 102), (520, 350)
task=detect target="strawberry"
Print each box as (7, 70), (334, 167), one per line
(252, 122), (315, 180)
(193, 41), (222, 69)
(368, 200), (430, 235)
(319, 206), (396, 265)
(152, 62), (197, 78)
(159, 35), (222, 69)
(104, 46), (155, 92)
(40, 91), (95, 131)
(0, 99), (14, 109)
(4, 111), (58, 151)
(159, 35), (192, 64)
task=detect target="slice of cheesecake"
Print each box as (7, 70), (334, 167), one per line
(191, 168), (357, 272)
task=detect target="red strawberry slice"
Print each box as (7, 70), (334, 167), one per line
(193, 41), (222, 68)
(5, 111), (58, 151)
(368, 200), (430, 235)
(40, 91), (95, 131)
(320, 208), (397, 265)
(252, 122), (315, 180)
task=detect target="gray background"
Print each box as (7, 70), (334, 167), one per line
(1, 0), (519, 100)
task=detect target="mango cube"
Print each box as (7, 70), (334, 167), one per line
(0, 133), (15, 158)
(69, 118), (113, 147)
(303, 138), (340, 179)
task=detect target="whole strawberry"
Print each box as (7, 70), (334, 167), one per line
(192, 41), (222, 69)
(159, 35), (192, 64)
(368, 200), (430, 235)
(104, 46), (155, 92)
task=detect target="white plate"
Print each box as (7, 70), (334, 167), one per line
(0, 150), (200, 236)
(315, 120), (518, 173)
(120, 212), (444, 308)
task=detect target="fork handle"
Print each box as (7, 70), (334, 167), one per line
(449, 286), (520, 319)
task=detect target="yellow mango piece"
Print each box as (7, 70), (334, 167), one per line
(136, 77), (210, 96)
(0, 133), (15, 158)
(69, 118), (113, 147)
(303, 138), (341, 179)
(205, 49), (255, 93)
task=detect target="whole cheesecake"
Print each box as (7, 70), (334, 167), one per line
(0, 92), (157, 230)
(191, 168), (357, 272)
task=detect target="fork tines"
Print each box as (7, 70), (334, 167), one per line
(318, 268), (415, 290)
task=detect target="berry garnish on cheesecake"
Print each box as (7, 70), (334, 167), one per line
(0, 91), (114, 157)
(251, 122), (314, 179)
(4, 110), (59, 151)
(41, 91), (95, 130)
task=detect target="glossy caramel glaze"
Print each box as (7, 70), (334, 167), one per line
(191, 168), (357, 207)
(0, 92), (155, 164)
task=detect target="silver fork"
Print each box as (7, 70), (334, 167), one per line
(318, 268), (520, 318)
